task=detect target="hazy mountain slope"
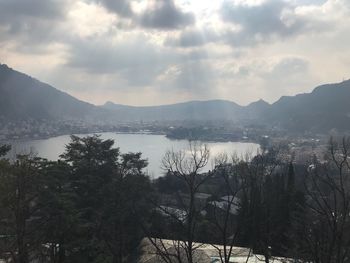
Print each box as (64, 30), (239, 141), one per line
(103, 100), (245, 121)
(244, 99), (270, 119)
(1, 63), (350, 133)
(0, 64), (100, 121)
(267, 79), (350, 132)
(105, 79), (350, 132)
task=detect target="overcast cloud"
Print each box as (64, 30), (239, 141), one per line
(0, 0), (349, 106)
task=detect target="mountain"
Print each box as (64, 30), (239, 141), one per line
(1, 63), (350, 133)
(102, 99), (272, 122)
(245, 99), (270, 119)
(102, 100), (245, 122)
(104, 79), (350, 132)
(0, 64), (102, 121)
(266, 79), (350, 132)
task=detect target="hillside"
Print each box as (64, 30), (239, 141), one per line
(0, 64), (101, 121)
(104, 79), (350, 132)
(267, 79), (350, 132)
(1, 63), (350, 133)
(102, 100), (245, 121)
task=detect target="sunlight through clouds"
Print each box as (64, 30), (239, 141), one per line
(0, 0), (349, 106)
(68, 1), (118, 38)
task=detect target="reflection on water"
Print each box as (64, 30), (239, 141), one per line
(6, 133), (260, 178)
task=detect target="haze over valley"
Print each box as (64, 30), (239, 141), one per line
(1, 63), (350, 143)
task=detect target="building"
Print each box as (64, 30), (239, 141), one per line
(138, 238), (294, 263)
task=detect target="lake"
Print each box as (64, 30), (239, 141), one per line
(6, 133), (260, 178)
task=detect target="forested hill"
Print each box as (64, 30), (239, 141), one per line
(0, 64), (101, 121)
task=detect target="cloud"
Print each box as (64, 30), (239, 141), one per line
(260, 57), (313, 99)
(165, 28), (219, 47)
(66, 34), (179, 86)
(0, 0), (66, 21)
(138, 0), (195, 29)
(253, 56), (311, 98)
(227, 56), (310, 82)
(206, 55), (313, 104)
(90, 0), (133, 17)
(174, 61), (214, 91)
(0, 0), (67, 35)
(221, 1), (295, 35)
(268, 57), (308, 76)
(219, 0), (330, 46)
(165, 0), (336, 49)
(0, 0), (69, 52)
(154, 61), (216, 100)
(294, 0), (327, 5)
(1, 0), (350, 106)
(65, 29), (213, 87)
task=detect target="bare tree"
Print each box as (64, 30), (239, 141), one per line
(207, 153), (248, 263)
(235, 145), (287, 263)
(144, 142), (211, 263)
(303, 137), (350, 263)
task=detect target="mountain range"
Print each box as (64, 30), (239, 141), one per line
(1, 63), (350, 132)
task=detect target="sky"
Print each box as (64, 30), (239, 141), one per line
(0, 0), (349, 106)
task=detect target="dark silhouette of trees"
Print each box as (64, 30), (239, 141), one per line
(143, 142), (211, 263)
(99, 152), (152, 263)
(0, 144), (10, 157)
(234, 146), (305, 263)
(36, 160), (78, 263)
(0, 136), (350, 263)
(58, 135), (151, 263)
(206, 154), (248, 263)
(0, 156), (44, 263)
(0, 135), (152, 263)
(301, 137), (350, 263)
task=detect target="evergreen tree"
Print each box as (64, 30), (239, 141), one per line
(0, 144), (10, 157)
(59, 135), (152, 263)
(0, 156), (43, 263)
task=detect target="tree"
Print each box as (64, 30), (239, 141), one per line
(144, 142), (210, 263)
(235, 146), (290, 263)
(36, 160), (78, 263)
(59, 135), (152, 263)
(302, 137), (350, 263)
(0, 155), (43, 263)
(207, 154), (249, 263)
(99, 152), (152, 263)
(0, 144), (10, 157)
(59, 135), (120, 262)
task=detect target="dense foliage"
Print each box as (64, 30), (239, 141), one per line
(0, 135), (152, 263)
(0, 136), (349, 263)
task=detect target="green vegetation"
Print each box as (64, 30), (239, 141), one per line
(0, 136), (350, 263)
(0, 136), (152, 263)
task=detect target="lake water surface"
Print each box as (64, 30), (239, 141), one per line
(7, 133), (260, 178)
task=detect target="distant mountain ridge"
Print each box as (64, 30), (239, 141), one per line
(104, 79), (350, 132)
(102, 99), (248, 121)
(102, 98), (272, 122)
(1, 63), (350, 133)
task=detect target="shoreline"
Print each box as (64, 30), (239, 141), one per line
(1, 131), (261, 145)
